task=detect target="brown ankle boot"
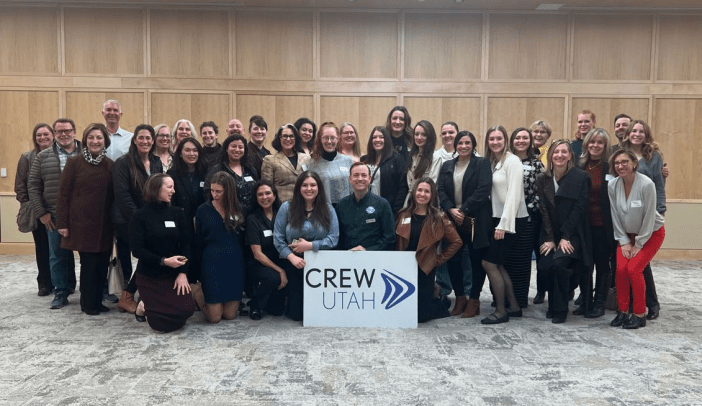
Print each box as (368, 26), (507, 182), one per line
(190, 283), (206, 311)
(450, 296), (468, 316)
(118, 291), (137, 314)
(461, 298), (481, 318)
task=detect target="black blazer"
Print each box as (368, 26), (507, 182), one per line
(536, 166), (592, 267)
(111, 153), (163, 225)
(437, 156), (493, 249)
(167, 168), (206, 221)
(362, 151), (407, 214)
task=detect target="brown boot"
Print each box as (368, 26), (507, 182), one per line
(190, 283), (206, 311)
(461, 298), (481, 318)
(118, 291), (137, 314)
(450, 295), (468, 316)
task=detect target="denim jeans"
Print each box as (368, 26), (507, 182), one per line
(46, 226), (75, 293)
(436, 243), (472, 297)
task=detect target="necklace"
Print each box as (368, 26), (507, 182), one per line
(586, 160), (601, 170)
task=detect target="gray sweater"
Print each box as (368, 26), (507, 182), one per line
(637, 151), (666, 214)
(608, 172), (664, 248)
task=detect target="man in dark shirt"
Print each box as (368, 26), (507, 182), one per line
(335, 162), (395, 251)
(200, 121), (222, 170)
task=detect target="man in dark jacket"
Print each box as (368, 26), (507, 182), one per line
(28, 118), (80, 309)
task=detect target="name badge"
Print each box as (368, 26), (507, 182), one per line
(366, 218), (376, 224)
(199, 181), (205, 187)
(164, 221), (176, 228)
(402, 217), (411, 225)
(340, 166), (349, 173)
(263, 230), (273, 237)
(244, 176), (254, 182)
(631, 200), (643, 208)
(605, 174), (615, 182)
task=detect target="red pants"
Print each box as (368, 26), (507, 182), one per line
(616, 226), (665, 314)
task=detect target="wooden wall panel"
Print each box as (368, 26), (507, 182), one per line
(150, 9), (230, 77)
(236, 94), (314, 150)
(320, 12), (398, 78)
(652, 98), (702, 200)
(486, 97), (565, 149)
(235, 11), (313, 78)
(403, 97), (482, 148)
(404, 13), (482, 80)
(488, 13), (567, 80)
(0, 7), (58, 74)
(571, 98), (649, 139)
(573, 14), (653, 81)
(657, 15), (702, 81)
(65, 92), (145, 137)
(319, 96), (397, 153)
(64, 8), (144, 75)
(151, 93), (231, 140)
(0, 91), (59, 192)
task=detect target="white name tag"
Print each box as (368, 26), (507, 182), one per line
(366, 218), (376, 224)
(199, 181), (205, 187)
(164, 221), (176, 228)
(263, 230), (273, 237)
(605, 174), (615, 182)
(244, 176), (254, 182)
(340, 166), (349, 173)
(402, 217), (411, 225)
(631, 200), (643, 208)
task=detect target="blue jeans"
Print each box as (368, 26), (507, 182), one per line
(437, 243), (472, 297)
(46, 226), (75, 293)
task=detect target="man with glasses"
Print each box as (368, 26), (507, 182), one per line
(28, 118), (80, 309)
(103, 99), (133, 161)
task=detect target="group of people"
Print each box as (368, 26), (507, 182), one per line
(14, 100), (667, 332)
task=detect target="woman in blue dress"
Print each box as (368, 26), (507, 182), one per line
(193, 171), (246, 323)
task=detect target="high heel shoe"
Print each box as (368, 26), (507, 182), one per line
(134, 300), (146, 323)
(461, 298), (480, 318)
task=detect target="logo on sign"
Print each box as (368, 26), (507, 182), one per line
(380, 270), (415, 309)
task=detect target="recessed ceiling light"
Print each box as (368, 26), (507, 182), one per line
(536, 3), (563, 10)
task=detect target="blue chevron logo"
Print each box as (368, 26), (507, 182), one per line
(380, 270), (416, 310)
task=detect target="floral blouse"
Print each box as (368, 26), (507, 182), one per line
(521, 157), (544, 213)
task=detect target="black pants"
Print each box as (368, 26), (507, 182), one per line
(468, 246), (487, 299)
(505, 214), (538, 308)
(249, 263), (286, 316)
(538, 254), (582, 316)
(446, 243), (467, 297)
(115, 222), (135, 292)
(32, 222), (53, 291)
(418, 268), (449, 323)
(587, 226), (613, 309)
(79, 251), (110, 312)
(283, 262), (304, 321)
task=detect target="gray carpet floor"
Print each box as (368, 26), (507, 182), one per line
(1, 255), (700, 405)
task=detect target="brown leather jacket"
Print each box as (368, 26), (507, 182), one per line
(395, 212), (463, 275)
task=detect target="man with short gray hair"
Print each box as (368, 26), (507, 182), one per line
(103, 100), (133, 161)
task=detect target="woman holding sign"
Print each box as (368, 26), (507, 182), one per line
(274, 171), (339, 322)
(396, 177), (462, 323)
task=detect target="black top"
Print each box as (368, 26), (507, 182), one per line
(245, 209), (281, 268)
(129, 202), (193, 279)
(361, 150), (407, 214)
(335, 192), (396, 251)
(245, 141), (271, 179)
(406, 214), (426, 252)
(391, 134), (410, 162)
(206, 163), (259, 216)
(167, 168), (206, 221)
(111, 153), (164, 225)
(202, 143), (222, 172)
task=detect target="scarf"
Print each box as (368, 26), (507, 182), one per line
(83, 147), (106, 166)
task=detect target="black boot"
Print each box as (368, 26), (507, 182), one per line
(623, 314), (646, 329)
(610, 311), (629, 327)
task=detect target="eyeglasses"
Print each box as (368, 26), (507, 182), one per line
(280, 134), (295, 140)
(321, 136), (338, 142)
(55, 129), (75, 135)
(613, 160), (631, 167)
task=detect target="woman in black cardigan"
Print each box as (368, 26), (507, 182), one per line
(130, 173), (194, 333)
(361, 126), (407, 214)
(578, 128), (615, 318)
(536, 140), (592, 324)
(437, 131), (493, 318)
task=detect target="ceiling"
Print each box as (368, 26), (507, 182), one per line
(4, 0), (702, 11)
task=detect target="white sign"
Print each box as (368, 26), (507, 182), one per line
(303, 251), (418, 328)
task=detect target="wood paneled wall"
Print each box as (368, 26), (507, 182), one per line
(1, 5), (702, 204)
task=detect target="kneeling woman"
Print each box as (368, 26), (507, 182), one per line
(396, 178), (462, 323)
(273, 171), (339, 321)
(130, 174), (194, 332)
(608, 150), (665, 329)
(193, 171), (246, 323)
(536, 140), (591, 324)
